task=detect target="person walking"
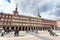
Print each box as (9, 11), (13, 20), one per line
(14, 28), (19, 36)
(1, 29), (4, 36)
(36, 30), (38, 34)
(14, 27), (16, 36)
(16, 29), (19, 36)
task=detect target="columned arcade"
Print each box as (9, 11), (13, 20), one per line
(2, 25), (56, 32)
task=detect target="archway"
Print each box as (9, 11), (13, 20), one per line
(22, 27), (24, 31)
(11, 27), (14, 31)
(19, 27), (21, 31)
(7, 27), (9, 30)
(3, 27), (5, 30)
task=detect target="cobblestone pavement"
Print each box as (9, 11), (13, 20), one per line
(0, 30), (60, 40)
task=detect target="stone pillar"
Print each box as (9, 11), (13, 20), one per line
(14, 27), (16, 30)
(35, 27), (36, 30)
(30, 27), (31, 31)
(51, 27), (52, 30)
(33, 27), (34, 32)
(54, 27), (55, 30)
(18, 27), (19, 30)
(5, 26), (7, 30)
(10, 27), (11, 29)
(9, 27), (11, 30)
(33, 27), (34, 30)
(35, 27), (38, 34)
(27, 27), (28, 31)
(42, 27), (43, 31)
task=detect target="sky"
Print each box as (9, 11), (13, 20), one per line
(0, 0), (60, 20)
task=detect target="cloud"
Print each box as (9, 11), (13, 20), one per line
(0, 0), (60, 20)
(0, 0), (15, 14)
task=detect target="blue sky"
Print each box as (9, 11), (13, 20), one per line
(0, 0), (60, 20)
(7, 0), (11, 3)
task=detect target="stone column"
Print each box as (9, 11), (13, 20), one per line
(33, 27), (34, 32)
(30, 27), (31, 31)
(18, 27), (19, 30)
(51, 27), (52, 30)
(9, 27), (11, 30)
(42, 27), (43, 31)
(14, 27), (16, 30)
(35, 27), (36, 30)
(27, 27), (28, 31)
(54, 27), (55, 30)
(5, 26), (7, 30)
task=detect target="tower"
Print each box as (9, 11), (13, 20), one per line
(13, 3), (18, 15)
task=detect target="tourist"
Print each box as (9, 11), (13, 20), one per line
(4, 29), (6, 34)
(1, 29), (4, 36)
(48, 29), (55, 36)
(36, 30), (38, 34)
(14, 28), (19, 36)
(17, 29), (19, 36)
(14, 29), (17, 36)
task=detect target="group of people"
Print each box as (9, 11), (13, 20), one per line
(1, 28), (57, 37)
(47, 29), (58, 36)
(1, 28), (19, 37)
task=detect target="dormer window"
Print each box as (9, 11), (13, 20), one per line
(6, 15), (8, 18)
(2, 15), (5, 18)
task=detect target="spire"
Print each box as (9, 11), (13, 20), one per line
(15, 3), (18, 11)
(13, 3), (18, 15)
(38, 9), (41, 17)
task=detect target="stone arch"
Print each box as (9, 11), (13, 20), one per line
(11, 27), (14, 31)
(19, 27), (21, 31)
(26, 27), (27, 30)
(28, 27), (30, 31)
(3, 27), (5, 29)
(22, 27), (24, 31)
(7, 27), (9, 30)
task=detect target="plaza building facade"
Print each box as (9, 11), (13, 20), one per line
(0, 7), (58, 31)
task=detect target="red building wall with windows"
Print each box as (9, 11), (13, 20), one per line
(0, 13), (12, 26)
(41, 19), (57, 30)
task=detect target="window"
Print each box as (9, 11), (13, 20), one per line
(0, 22), (3, 25)
(13, 23), (15, 25)
(20, 20), (22, 22)
(13, 20), (15, 22)
(5, 19), (7, 21)
(20, 17), (23, 19)
(2, 15), (5, 18)
(8, 19), (10, 21)
(6, 15), (8, 18)
(16, 23), (18, 25)
(17, 17), (19, 19)
(1, 18), (4, 21)
(20, 23), (22, 25)
(9, 16), (11, 18)
(4, 23), (6, 25)
(8, 23), (10, 25)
